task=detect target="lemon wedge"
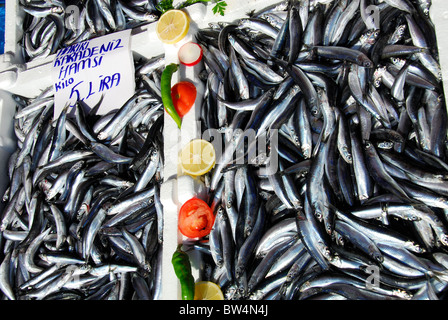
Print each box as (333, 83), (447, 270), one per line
(156, 9), (190, 45)
(194, 281), (224, 300)
(180, 139), (216, 176)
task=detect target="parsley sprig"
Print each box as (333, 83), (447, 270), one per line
(156, 0), (227, 16)
(156, 0), (175, 12)
(211, 0), (227, 16)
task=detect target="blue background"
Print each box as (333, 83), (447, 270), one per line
(0, 0), (4, 54)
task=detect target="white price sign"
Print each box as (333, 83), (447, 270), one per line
(52, 29), (135, 118)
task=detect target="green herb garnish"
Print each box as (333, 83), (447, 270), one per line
(179, 0), (212, 9)
(156, 0), (174, 13)
(156, 0), (227, 16)
(212, 0), (227, 16)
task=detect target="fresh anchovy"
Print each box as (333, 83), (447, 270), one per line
(299, 272), (412, 300)
(244, 58), (284, 83)
(350, 124), (374, 202)
(288, 5), (303, 64)
(383, 0), (416, 14)
(247, 236), (296, 292)
(23, 5), (64, 18)
(335, 208), (425, 254)
(196, 0), (448, 296)
(217, 87), (275, 111)
(334, 219), (383, 263)
(228, 46), (250, 100)
(137, 55), (165, 76)
(313, 46), (374, 68)
(20, 0), (161, 62)
(209, 206), (225, 268)
(405, 14), (442, 80)
(330, 0), (360, 45)
(235, 204), (266, 279)
(382, 44), (426, 59)
(364, 141), (411, 201)
(228, 33), (259, 60)
(238, 18), (279, 39)
(0, 58), (164, 300)
(297, 196), (332, 271)
(0, 251), (15, 300)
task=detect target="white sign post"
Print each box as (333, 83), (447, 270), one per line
(52, 29), (135, 118)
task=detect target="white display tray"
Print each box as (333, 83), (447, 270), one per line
(0, 0), (447, 300)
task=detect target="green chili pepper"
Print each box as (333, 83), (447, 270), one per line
(171, 244), (195, 300)
(161, 63), (182, 128)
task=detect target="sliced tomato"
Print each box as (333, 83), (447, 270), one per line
(178, 198), (215, 238)
(171, 81), (197, 118)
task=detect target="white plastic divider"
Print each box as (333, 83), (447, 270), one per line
(3, 0), (24, 65)
(158, 5), (207, 300)
(0, 89), (20, 212)
(432, 0), (448, 101)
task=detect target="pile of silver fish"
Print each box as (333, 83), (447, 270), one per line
(0, 57), (165, 300)
(20, 0), (160, 62)
(5, 0), (448, 301)
(189, 0), (448, 300)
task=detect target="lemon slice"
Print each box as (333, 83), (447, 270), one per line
(156, 9), (190, 44)
(180, 139), (216, 176)
(194, 281), (224, 300)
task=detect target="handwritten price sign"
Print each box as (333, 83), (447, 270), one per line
(52, 29), (135, 118)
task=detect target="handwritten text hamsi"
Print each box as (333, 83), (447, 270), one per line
(52, 29), (135, 118)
